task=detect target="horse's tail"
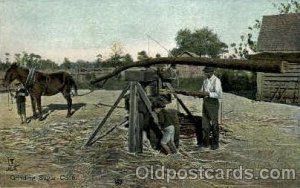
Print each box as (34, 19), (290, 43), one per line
(68, 76), (78, 96)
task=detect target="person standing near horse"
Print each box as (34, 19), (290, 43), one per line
(14, 82), (28, 124)
(199, 67), (222, 150)
(3, 63), (78, 120)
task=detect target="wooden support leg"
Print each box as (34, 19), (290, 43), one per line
(136, 113), (144, 153)
(85, 84), (130, 147)
(128, 82), (138, 153)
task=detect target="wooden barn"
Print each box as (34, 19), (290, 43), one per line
(250, 13), (300, 105)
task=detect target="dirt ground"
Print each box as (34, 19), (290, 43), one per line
(0, 90), (299, 188)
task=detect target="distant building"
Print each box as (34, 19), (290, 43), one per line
(175, 51), (204, 78)
(251, 13), (300, 105)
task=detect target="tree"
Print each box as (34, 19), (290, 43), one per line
(0, 57), (10, 71)
(105, 42), (125, 67)
(110, 42), (124, 57)
(105, 55), (122, 67)
(137, 50), (150, 61)
(18, 52), (30, 67)
(91, 53), (103, 69)
(96, 53), (102, 64)
(122, 53), (134, 64)
(171, 28), (228, 58)
(103, 42), (134, 67)
(28, 53), (42, 68)
(5, 53), (10, 64)
(12, 52), (59, 70)
(40, 59), (59, 70)
(274, 0), (300, 14)
(14, 53), (22, 65)
(60, 57), (72, 70)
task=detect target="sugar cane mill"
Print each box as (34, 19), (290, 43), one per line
(84, 56), (286, 154)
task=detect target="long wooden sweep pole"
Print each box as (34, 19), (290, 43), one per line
(90, 57), (286, 84)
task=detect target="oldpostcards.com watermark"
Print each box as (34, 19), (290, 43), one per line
(136, 165), (296, 183)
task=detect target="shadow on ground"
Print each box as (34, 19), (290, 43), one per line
(27, 103), (86, 121)
(45, 103), (86, 114)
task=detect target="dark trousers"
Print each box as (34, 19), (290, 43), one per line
(202, 98), (219, 147)
(17, 102), (26, 115)
(196, 119), (203, 146)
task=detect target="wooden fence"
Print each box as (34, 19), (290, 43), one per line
(257, 62), (300, 105)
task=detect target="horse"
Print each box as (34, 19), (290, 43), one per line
(3, 63), (78, 120)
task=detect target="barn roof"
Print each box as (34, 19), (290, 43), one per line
(257, 13), (300, 52)
(179, 51), (200, 57)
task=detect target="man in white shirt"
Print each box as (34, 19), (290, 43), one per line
(199, 67), (222, 150)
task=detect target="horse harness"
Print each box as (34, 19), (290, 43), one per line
(25, 68), (52, 94)
(25, 68), (36, 90)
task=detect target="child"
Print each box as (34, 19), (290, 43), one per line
(15, 83), (28, 124)
(152, 99), (177, 155)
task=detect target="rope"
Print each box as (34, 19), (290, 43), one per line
(94, 102), (125, 109)
(73, 77), (108, 97)
(75, 89), (95, 97)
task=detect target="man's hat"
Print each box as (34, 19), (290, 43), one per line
(203, 67), (216, 73)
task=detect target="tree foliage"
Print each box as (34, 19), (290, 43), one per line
(103, 42), (134, 67)
(274, 0), (300, 14)
(171, 28), (228, 58)
(0, 58), (11, 71)
(60, 57), (72, 70)
(12, 52), (59, 70)
(137, 50), (150, 61)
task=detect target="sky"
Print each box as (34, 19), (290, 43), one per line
(0, 0), (285, 63)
